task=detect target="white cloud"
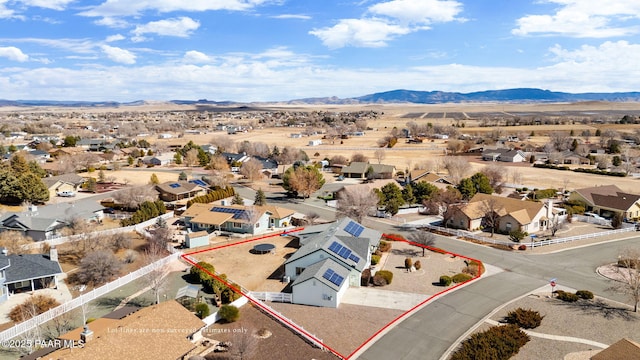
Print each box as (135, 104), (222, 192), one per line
(310, 18), (411, 49)
(81, 0), (272, 18)
(3, 41), (640, 102)
(132, 17), (200, 42)
(1, 38), (97, 54)
(368, 0), (463, 24)
(310, 0), (463, 48)
(271, 14), (311, 20)
(105, 34), (125, 42)
(18, 0), (74, 11)
(183, 50), (210, 64)
(94, 16), (129, 28)
(100, 45), (136, 64)
(0, 0), (17, 19)
(513, 0), (640, 37)
(0, 46), (29, 62)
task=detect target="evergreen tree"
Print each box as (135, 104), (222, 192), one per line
(402, 184), (416, 205)
(254, 189), (267, 206)
(178, 171), (188, 181)
(149, 173), (160, 185)
(173, 152), (183, 165)
(232, 193), (244, 205)
(18, 173), (49, 203)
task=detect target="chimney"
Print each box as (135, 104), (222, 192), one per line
(49, 246), (58, 262)
(80, 325), (93, 343)
(546, 198), (554, 220)
(0, 247), (7, 256)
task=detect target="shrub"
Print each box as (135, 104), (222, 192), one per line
(378, 241), (392, 252)
(450, 324), (529, 360)
(195, 303), (210, 319)
(372, 275), (387, 286)
(556, 290), (579, 302)
(452, 273), (473, 283)
(361, 269), (372, 286)
(376, 270), (393, 285)
(414, 260), (422, 270)
(9, 295), (61, 322)
(576, 290), (594, 300)
(405, 258), (413, 270)
(518, 244), (527, 251)
(371, 255), (381, 265)
(509, 229), (527, 243)
(439, 275), (452, 286)
(219, 305), (240, 323)
(618, 258), (639, 269)
(504, 308), (544, 329)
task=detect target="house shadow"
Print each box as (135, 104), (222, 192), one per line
(267, 265), (286, 281)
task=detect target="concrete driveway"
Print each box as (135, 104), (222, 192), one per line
(341, 287), (429, 311)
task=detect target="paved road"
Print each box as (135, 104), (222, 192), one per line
(233, 182), (640, 360)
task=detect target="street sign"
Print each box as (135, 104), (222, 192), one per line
(550, 280), (556, 287)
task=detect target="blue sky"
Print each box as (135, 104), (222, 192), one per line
(1, 0), (640, 101)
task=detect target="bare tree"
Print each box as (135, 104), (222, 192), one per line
(143, 245), (170, 304)
(0, 231), (34, 255)
(351, 153), (368, 163)
(77, 250), (122, 286)
(481, 164), (505, 193)
(373, 149), (386, 164)
(479, 197), (504, 237)
(112, 185), (158, 209)
(509, 169), (523, 185)
(336, 187), (379, 223)
(610, 248), (640, 312)
(549, 131), (571, 151)
(210, 135), (235, 153)
(184, 148), (199, 167)
(549, 216), (567, 237)
(442, 156), (471, 185)
(209, 154), (230, 171)
(408, 230), (436, 257)
(239, 158), (264, 181)
(305, 211), (320, 225)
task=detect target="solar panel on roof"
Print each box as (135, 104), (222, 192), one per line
(169, 183), (181, 188)
(189, 179), (208, 187)
(329, 273), (344, 286)
(328, 241), (342, 253)
(344, 221), (365, 237)
(322, 269), (334, 281)
(348, 254), (360, 263)
(338, 247), (351, 259)
(211, 207), (246, 219)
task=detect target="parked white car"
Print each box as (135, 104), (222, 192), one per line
(56, 191), (76, 197)
(584, 212), (606, 221)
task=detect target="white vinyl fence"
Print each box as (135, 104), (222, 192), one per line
(0, 251), (180, 342)
(249, 292), (293, 303)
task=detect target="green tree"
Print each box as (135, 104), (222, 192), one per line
(595, 129), (602, 136)
(612, 155), (622, 167)
(63, 135), (78, 147)
(377, 183), (405, 216)
(413, 181), (438, 203)
(18, 173), (49, 204)
(178, 171), (188, 181)
(232, 193), (244, 205)
(86, 178), (97, 193)
(149, 173), (160, 185)
(7, 144), (17, 153)
(471, 172), (493, 194)
(173, 151), (183, 165)
(457, 177), (477, 200)
(402, 184), (416, 205)
(10, 153), (29, 174)
(197, 148), (210, 166)
(254, 189), (267, 206)
(219, 305), (240, 323)
(98, 169), (106, 183)
(127, 156), (134, 166)
(28, 161), (46, 178)
(0, 170), (22, 204)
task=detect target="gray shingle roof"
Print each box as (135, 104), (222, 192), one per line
(291, 258), (350, 292)
(42, 173), (86, 188)
(4, 254), (62, 283)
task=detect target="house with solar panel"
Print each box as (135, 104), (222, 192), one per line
(284, 217), (381, 308)
(155, 180), (208, 202)
(181, 203), (295, 236)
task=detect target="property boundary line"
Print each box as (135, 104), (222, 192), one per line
(182, 230), (483, 360)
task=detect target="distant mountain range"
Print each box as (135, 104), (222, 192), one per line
(3, 88), (640, 107)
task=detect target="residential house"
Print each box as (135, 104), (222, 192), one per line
(569, 185), (640, 220)
(77, 138), (112, 152)
(308, 139), (322, 146)
(560, 151), (590, 165)
(481, 148), (526, 162)
(0, 202), (105, 241)
(49, 147), (86, 159)
(155, 181), (207, 202)
(181, 203), (295, 235)
(255, 157), (279, 178)
(142, 153), (174, 166)
(406, 170), (453, 187)
(448, 193), (556, 234)
(49, 300), (206, 360)
(27, 149), (50, 163)
(284, 217), (381, 308)
(42, 173), (86, 200)
(340, 162), (396, 179)
(1, 247), (63, 299)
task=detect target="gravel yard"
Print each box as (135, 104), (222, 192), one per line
(450, 292), (640, 360)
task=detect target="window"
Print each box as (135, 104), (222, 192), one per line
(296, 267), (305, 275)
(233, 222), (242, 229)
(506, 222), (512, 231)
